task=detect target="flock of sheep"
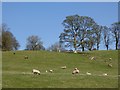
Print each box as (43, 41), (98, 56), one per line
(13, 52), (113, 76)
(31, 66), (109, 76)
(31, 56), (113, 76)
(31, 66), (80, 75)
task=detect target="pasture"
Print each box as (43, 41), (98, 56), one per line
(2, 50), (118, 88)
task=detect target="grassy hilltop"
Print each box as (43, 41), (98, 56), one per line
(2, 50), (118, 88)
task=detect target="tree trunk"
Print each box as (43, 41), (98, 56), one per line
(97, 43), (99, 50)
(106, 45), (108, 50)
(116, 41), (118, 50)
(82, 46), (84, 51)
(116, 38), (118, 50)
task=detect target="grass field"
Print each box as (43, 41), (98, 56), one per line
(2, 50), (118, 88)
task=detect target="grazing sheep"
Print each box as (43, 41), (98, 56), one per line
(46, 70), (48, 73)
(72, 68), (79, 74)
(72, 70), (76, 74)
(91, 57), (95, 60)
(24, 56), (28, 59)
(74, 50), (77, 54)
(103, 73), (108, 76)
(108, 63), (112, 67)
(32, 69), (40, 75)
(61, 66), (66, 69)
(86, 72), (91, 75)
(75, 69), (79, 73)
(49, 70), (53, 73)
(109, 58), (112, 61)
(89, 56), (95, 60)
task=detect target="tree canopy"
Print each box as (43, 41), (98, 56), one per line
(59, 14), (101, 52)
(26, 35), (45, 50)
(2, 24), (20, 51)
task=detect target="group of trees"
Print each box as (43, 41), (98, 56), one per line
(2, 24), (20, 51)
(59, 15), (120, 52)
(1, 24), (45, 51)
(1, 15), (120, 51)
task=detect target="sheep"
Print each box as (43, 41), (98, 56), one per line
(74, 50), (77, 54)
(89, 56), (95, 60)
(90, 57), (95, 60)
(24, 56), (28, 59)
(72, 68), (79, 74)
(61, 66), (66, 69)
(109, 58), (112, 61)
(46, 70), (48, 73)
(32, 69), (40, 75)
(103, 73), (108, 76)
(108, 63), (112, 67)
(86, 72), (91, 75)
(75, 69), (79, 73)
(72, 70), (76, 74)
(49, 69), (53, 73)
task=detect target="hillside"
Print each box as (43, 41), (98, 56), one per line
(2, 50), (118, 88)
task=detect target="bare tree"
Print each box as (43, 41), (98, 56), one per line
(93, 25), (102, 50)
(110, 22), (120, 50)
(26, 35), (45, 50)
(47, 42), (65, 52)
(102, 26), (111, 50)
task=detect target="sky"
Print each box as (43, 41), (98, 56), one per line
(2, 2), (118, 50)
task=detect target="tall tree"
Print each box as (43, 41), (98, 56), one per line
(47, 42), (64, 52)
(60, 15), (97, 52)
(93, 25), (102, 50)
(110, 22), (120, 50)
(2, 24), (20, 51)
(61, 15), (81, 52)
(102, 26), (111, 50)
(26, 35), (45, 50)
(84, 29), (97, 51)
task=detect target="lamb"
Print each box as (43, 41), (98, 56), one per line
(72, 68), (79, 74)
(61, 66), (66, 69)
(32, 69), (40, 75)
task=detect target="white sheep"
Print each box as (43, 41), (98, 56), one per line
(75, 69), (79, 73)
(90, 56), (95, 60)
(49, 69), (53, 73)
(24, 56), (28, 59)
(74, 50), (77, 54)
(72, 68), (79, 74)
(108, 63), (112, 67)
(61, 66), (66, 69)
(86, 72), (91, 75)
(109, 58), (112, 60)
(32, 69), (40, 75)
(103, 73), (108, 76)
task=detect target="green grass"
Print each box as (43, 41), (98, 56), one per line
(2, 50), (118, 88)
